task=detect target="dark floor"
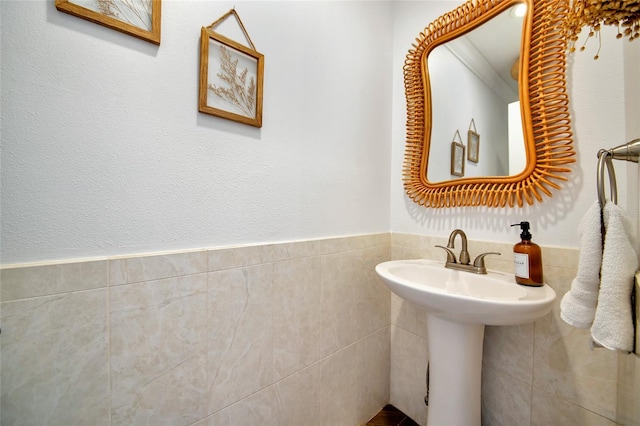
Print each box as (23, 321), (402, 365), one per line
(365, 405), (420, 426)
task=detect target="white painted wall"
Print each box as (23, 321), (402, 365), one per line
(391, 1), (638, 249)
(624, 30), (640, 251)
(0, 0), (393, 264)
(2, 0), (638, 264)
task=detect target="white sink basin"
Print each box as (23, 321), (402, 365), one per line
(375, 259), (555, 325)
(376, 258), (556, 425)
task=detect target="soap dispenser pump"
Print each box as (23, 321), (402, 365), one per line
(511, 221), (543, 287)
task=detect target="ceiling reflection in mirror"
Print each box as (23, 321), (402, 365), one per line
(427, 5), (525, 182)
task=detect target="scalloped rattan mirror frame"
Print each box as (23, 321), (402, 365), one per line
(403, 0), (575, 208)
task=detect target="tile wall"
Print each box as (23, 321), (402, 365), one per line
(616, 273), (640, 426)
(0, 234), (391, 426)
(389, 233), (628, 426)
(2, 232), (637, 426)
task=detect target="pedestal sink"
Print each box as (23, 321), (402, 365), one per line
(375, 259), (556, 426)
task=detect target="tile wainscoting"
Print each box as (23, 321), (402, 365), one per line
(1, 233), (637, 425)
(1, 234), (391, 425)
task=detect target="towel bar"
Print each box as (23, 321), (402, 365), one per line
(607, 138), (640, 163)
(596, 138), (640, 205)
(597, 150), (617, 205)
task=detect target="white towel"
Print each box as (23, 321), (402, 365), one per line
(591, 202), (639, 352)
(560, 201), (603, 328)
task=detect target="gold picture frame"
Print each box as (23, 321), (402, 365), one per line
(55, 0), (161, 45)
(451, 141), (466, 177)
(467, 129), (480, 163)
(199, 23), (264, 128)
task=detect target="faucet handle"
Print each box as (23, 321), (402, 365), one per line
(472, 252), (501, 273)
(435, 245), (457, 263)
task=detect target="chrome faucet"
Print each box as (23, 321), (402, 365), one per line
(436, 229), (500, 274)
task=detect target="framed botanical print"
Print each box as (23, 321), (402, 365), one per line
(451, 141), (465, 177)
(468, 129), (480, 163)
(199, 27), (264, 127)
(55, 0), (161, 45)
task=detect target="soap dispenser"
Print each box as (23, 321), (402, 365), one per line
(511, 221), (543, 286)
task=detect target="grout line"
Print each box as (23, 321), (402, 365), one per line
(107, 261), (112, 426)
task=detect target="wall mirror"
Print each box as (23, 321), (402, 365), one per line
(403, 0), (575, 208)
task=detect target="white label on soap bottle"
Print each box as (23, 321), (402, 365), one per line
(514, 253), (530, 279)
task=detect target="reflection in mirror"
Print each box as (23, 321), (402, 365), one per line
(403, 0), (575, 208)
(427, 5), (525, 182)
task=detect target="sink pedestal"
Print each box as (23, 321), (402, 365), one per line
(426, 315), (484, 426)
(375, 259), (556, 425)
